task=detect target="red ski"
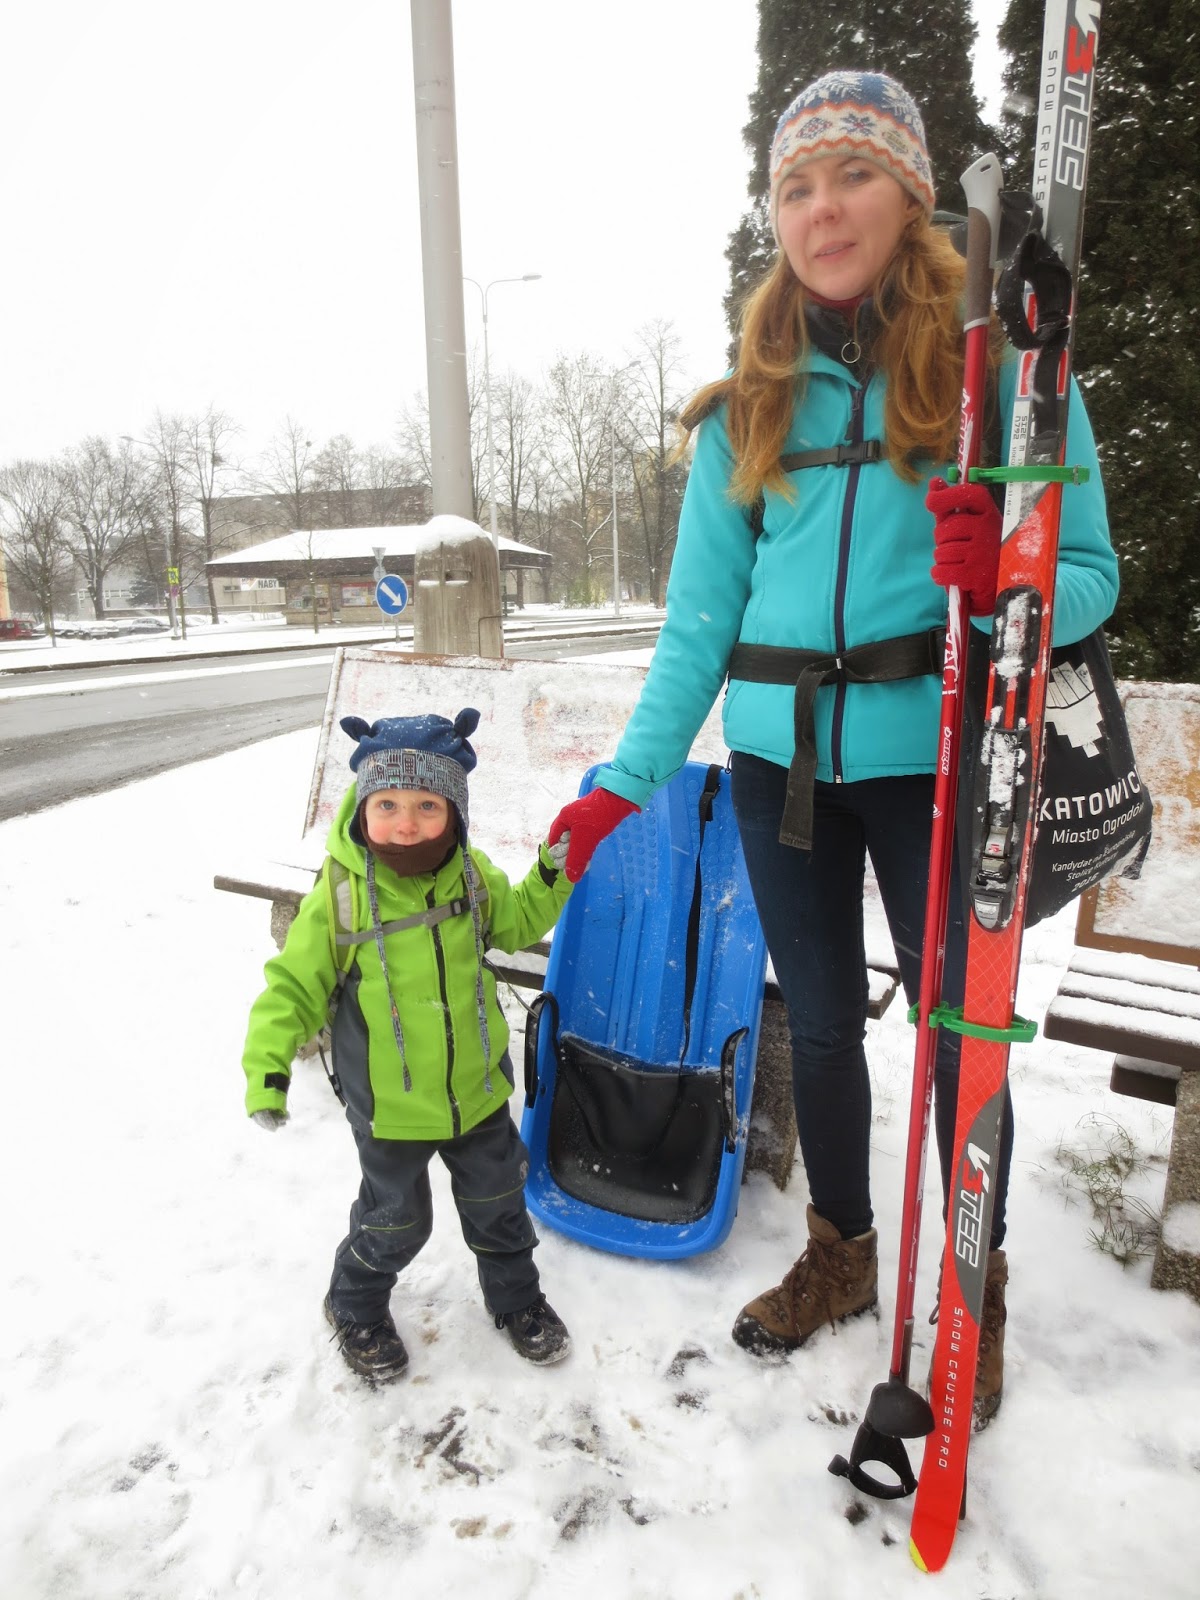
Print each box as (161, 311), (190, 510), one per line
(909, 0), (1103, 1573)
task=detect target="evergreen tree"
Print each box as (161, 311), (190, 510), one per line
(724, 0), (996, 345)
(1000, 0), (1200, 680)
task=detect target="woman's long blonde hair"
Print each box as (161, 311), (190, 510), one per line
(681, 213), (1003, 502)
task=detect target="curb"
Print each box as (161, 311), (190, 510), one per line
(0, 619), (664, 677)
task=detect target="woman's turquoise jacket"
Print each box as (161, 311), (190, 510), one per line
(242, 785), (571, 1140)
(596, 349), (1118, 808)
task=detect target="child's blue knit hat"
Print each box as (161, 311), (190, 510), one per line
(341, 708), (480, 837)
(769, 71), (935, 242)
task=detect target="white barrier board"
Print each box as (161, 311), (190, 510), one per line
(303, 649), (729, 874)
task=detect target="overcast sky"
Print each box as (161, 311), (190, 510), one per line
(2, 1), (1008, 467)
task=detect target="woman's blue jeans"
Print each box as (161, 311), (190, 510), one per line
(730, 752), (1011, 1247)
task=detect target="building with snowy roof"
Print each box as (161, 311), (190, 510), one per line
(206, 524), (552, 625)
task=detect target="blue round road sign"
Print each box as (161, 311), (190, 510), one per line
(375, 575), (409, 615)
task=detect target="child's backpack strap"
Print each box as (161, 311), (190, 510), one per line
(320, 853), (492, 965)
(314, 851), (494, 1106)
(320, 856), (361, 978)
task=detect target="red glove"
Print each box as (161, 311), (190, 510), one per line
(548, 788), (640, 882)
(926, 476), (1002, 618)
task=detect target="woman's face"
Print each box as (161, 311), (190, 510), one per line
(776, 155), (919, 301)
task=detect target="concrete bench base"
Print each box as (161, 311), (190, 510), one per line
(1152, 1070), (1200, 1301)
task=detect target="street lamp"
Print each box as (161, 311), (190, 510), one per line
(121, 434), (183, 639)
(462, 273), (541, 553)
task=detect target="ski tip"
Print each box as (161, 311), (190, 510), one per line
(909, 1536), (937, 1574)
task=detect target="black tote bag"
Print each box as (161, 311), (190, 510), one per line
(960, 625), (1153, 927)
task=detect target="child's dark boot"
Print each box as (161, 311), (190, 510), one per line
(323, 1294), (409, 1383)
(495, 1294), (571, 1364)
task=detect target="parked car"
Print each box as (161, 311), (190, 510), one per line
(0, 618), (37, 640)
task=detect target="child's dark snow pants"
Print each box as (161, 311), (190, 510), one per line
(328, 1079), (539, 1325)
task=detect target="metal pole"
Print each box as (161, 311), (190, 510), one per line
(410, 0), (473, 519)
(611, 421), (621, 616)
(165, 541), (179, 639)
(173, 508), (187, 641)
(482, 290), (499, 550)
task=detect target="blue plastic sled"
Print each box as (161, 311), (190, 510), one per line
(520, 761), (767, 1259)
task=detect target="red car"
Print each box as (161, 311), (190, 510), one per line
(0, 618), (37, 640)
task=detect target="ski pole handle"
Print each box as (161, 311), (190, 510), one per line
(960, 153), (1003, 335)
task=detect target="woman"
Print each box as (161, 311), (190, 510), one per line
(549, 72), (1117, 1426)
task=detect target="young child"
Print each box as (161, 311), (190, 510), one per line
(242, 707), (574, 1383)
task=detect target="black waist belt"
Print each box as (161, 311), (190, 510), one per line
(727, 630), (945, 851)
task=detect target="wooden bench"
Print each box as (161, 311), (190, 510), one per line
(217, 648), (900, 1192)
(1042, 682), (1200, 1301)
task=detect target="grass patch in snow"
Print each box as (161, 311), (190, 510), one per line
(1053, 1111), (1165, 1265)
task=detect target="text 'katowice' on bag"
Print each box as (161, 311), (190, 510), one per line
(960, 624), (1152, 928)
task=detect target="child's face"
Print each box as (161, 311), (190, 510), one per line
(363, 787), (451, 846)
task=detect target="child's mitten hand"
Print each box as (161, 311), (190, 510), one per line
(252, 1109), (289, 1132)
(545, 833), (570, 874)
(926, 475), (1002, 617)
(548, 789), (639, 882)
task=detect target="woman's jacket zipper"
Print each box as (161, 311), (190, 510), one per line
(831, 377), (868, 782)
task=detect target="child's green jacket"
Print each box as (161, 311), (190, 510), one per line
(242, 784), (571, 1140)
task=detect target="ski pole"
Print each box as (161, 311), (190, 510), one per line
(829, 152), (1005, 1500)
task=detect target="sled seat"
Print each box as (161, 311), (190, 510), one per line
(520, 762), (769, 1258)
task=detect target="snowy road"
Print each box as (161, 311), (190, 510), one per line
(0, 620), (664, 819)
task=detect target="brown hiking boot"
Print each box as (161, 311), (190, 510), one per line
(732, 1205), (878, 1356)
(973, 1249), (1007, 1431)
(926, 1248), (1008, 1428)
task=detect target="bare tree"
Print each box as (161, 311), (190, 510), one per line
(492, 372), (546, 606)
(60, 436), (146, 619)
(0, 460), (74, 642)
(523, 456), (561, 596)
(256, 416), (316, 535)
(183, 409), (242, 622)
(311, 434), (360, 529)
(125, 412), (203, 639)
(396, 351), (488, 524)
(620, 321), (690, 606)
(256, 420), (323, 631)
(396, 389), (434, 497)
(361, 444), (410, 525)
(543, 353), (622, 604)
(494, 373), (540, 539)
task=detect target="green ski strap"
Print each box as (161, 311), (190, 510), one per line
(945, 464), (1090, 487)
(906, 1001), (1038, 1045)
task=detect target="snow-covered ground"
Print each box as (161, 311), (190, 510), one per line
(2, 651), (1197, 1600)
